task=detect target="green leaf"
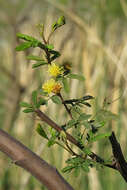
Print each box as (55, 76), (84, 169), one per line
(62, 165), (74, 173)
(52, 22), (58, 32)
(32, 90), (38, 107)
(82, 163), (90, 172)
(82, 148), (92, 155)
(16, 33), (46, 50)
(49, 50), (60, 56)
(52, 16), (66, 32)
(51, 95), (62, 104)
(78, 113), (91, 121)
(48, 136), (56, 147)
(74, 167), (80, 177)
(16, 33), (38, 42)
(96, 109), (118, 122)
(36, 123), (48, 140)
(62, 78), (70, 93)
(82, 121), (91, 129)
(50, 53), (60, 62)
(23, 108), (34, 113)
(82, 95), (94, 100)
(20, 102), (33, 108)
(36, 98), (47, 108)
(67, 74), (85, 81)
(80, 102), (91, 107)
(15, 42), (33, 51)
(57, 16), (66, 26)
(90, 132), (111, 142)
(32, 61), (47, 68)
(26, 55), (44, 61)
(45, 44), (54, 50)
(71, 106), (80, 119)
(66, 119), (77, 129)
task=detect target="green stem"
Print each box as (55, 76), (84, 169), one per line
(58, 93), (73, 119)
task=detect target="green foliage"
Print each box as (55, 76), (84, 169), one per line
(36, 98), (47, 108)
(62, 78), (70, 93)
(78, 113), (91, 121)
(67, 73), (85, 81)
(20, 102), (33, 108)
(17, 15), (120, 180)
(15, 42), (33, 51)
(62, 157), (93, 174)
(32, 61), (47, 69)
(36, 123), (48, 140)
(45, 44), (54, 50)
(32, 90), (38, 107)
(26, 55), (44, 61)
(51, 95), (62, 104)
(48, 130), (59, 147)
(16, 33), (39, 42)
(23, 108), (34, 113)
(52, 16), (66, 32)
(89, 132), (111, 142)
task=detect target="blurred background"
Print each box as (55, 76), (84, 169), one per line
(0, 0), (127, 189)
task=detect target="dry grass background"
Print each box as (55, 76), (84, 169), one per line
(0, 0), (127, 189)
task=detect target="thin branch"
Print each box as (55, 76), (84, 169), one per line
(35, 109), (114, 168)
(0, 129), (74, 190)
(109, 131), (127, 182)
(58, 93), (73, 119)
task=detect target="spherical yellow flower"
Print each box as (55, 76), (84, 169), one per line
(48, 63), (62, 77)
(42, 79), (62, 94)
(52, 83), (62, 94)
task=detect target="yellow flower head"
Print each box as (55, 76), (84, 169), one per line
(48, 63), (62, 77)
(42, 79), (62, 94)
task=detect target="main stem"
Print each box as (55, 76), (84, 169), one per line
(0, 129), (74, 190)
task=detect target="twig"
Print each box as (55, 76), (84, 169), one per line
(109, 131), (127, 182)
(35, 109), (114, 168)
(58, 93), (73, 119)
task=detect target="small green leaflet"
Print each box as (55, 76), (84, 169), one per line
(66, 119), (77, 129)
(16, 33), (38, 42)
(32, 61), (47, 68)
(62, 78), (70, 93)
(52, 16), (66, 32)
(20, 102), (33, 108)
(50, 54), (60, 62)
(82, 163), (90, 173)
(82, 147), (92, 155)
(15, 42), (33, 51)
(45, 44), (54, 50)
(36, 123), (48, 140)
(23, 108), (34, 113)
(36, 98), (47, 108)
(90, 132), (111, 142)
(78, 113), (91, 121)
(16, 33), (46, 50)
(67, 74), (85, 81)
(57, 16), (66, 26)
(62, 165), (75, 173)
(48, 136), (56, 147)
(26, 55), (44, 61)
(32, 90), (38, 107)
(49, 50), (61, 56)
(51, 95), (62, 104)
(82, 95), (94, 100)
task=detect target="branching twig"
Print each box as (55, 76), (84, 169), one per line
(35, 109), (114, 168)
